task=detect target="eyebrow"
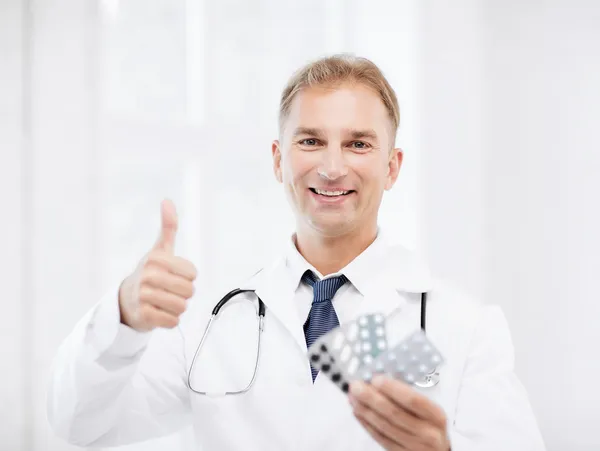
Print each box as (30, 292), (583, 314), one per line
(292, 127), (326, 138)
(292, 127), (380, 142)
(348, 129), (379, 141)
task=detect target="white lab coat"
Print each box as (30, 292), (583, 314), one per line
(47, 244), (545, 450)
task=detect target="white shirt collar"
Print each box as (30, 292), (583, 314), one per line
(284, 229), (430, 296)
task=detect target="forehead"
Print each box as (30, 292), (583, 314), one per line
(286, 83), (392, 136)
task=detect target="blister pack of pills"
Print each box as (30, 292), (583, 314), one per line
(358, 329), (444, 385)
(307, 313), (388, 391)
(307, 313), (444, 392)
(307, 339), (351, 393)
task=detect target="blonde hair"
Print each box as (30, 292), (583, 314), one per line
(278, 54), (400, 143)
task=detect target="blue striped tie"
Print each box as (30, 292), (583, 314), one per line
(302, 271), (349, 382)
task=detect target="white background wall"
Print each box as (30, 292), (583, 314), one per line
(1, 1), (599, 450)
(418, 2), (600, 449)
(484, 3), (600, 448)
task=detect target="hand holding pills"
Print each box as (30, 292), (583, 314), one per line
(307, 312), (449, 449)
(349, 375), (450, 451)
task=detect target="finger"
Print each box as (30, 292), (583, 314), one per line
(356, 415), (402, 450)
(349, 381), (420, 437)
(139, 285), (187, 316)
(351, 380), (449, 450)
(147, 251), (198, 281)
(142, 269), (195, 299)
(353, 405), (407, 450)
(154, 199), (178, 253)
(372, 376), (447, 428)
(138, 304), (180, 329)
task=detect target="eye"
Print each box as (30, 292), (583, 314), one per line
(350, 141), (370, 150)
(299, 138), (318, 146)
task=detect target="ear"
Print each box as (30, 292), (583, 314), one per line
(272, 140), (283, 183)
(385, 148), (403, 190)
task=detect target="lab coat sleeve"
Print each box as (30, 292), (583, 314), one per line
(47, 283), (192, 447)
(448, 305), (546, 451)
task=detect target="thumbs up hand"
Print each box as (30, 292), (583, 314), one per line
(154, 198), (178, 253)
(118, 200), (198, 332)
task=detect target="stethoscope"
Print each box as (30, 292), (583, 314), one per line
(187, 289), (439, 395)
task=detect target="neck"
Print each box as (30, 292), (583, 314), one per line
(294, 223), (378, 276)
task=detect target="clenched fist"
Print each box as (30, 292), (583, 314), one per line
(118, 199), (198, 332)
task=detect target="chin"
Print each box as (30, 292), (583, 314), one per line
(307, 216), (357, 238)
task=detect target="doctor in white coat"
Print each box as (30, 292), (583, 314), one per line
(47, 54), (545, 451)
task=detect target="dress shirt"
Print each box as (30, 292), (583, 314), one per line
(284, 230), (389, 327)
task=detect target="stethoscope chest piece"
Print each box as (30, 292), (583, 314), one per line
(414, 371), (440, 388)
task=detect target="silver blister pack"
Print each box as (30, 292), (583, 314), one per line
(325, 313), (389, 378)
(342, 313), (388, 366)
(307, 314), (445, 392)
(359, 329), (444, 385)
(307, 313), (389, 389)
(307, 334), (352, 393)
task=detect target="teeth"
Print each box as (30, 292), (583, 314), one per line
(315, 189), (350, 197)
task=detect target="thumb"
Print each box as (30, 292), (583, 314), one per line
(154, 199), (178, 253)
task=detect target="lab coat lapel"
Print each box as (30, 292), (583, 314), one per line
(350, 245), (434, 341)
(241, 257), (309, 356)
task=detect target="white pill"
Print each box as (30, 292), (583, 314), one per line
(347, 324), (358, 340)
(377, 339), (386, 350)
(359, 317), (368, 326)
(361, 329), (370, 339)
(362, 342), (372, 352)
(347, 358), (359, 374)
(340, 345), (351, 361)
(332, 333), (345, 349)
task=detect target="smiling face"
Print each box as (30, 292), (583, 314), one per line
(272, 82), (403, 238)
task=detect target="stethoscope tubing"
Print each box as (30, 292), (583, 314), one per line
(187, 289), (437, 394)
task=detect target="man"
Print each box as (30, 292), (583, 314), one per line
(48, 55), (545, 450)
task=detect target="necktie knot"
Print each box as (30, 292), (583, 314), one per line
(301, 271), (348, 303)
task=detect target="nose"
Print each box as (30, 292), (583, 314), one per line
(317, 145), (348, 181)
